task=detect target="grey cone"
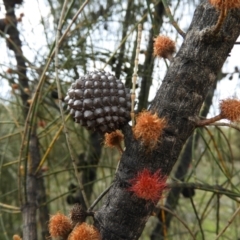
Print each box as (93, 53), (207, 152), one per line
(65, 70), (131, 133)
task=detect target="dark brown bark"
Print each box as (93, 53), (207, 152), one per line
(82, 132), (102, 200)
(151, 74), (219, 239)
(93, 1), (240, 239)
(3, 0), (29, 117)
(2, 1), (49, 239)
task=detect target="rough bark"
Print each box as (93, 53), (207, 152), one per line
(94, 1), (240, 239)
(22, 130), (49, 240)
(151, 75), (218, 239)
(3, 0), (29, 117)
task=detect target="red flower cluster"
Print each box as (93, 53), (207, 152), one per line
(129, 169), (167, 203)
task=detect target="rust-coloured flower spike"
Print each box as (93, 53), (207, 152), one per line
(65, 70), (131, 133)
(209, 0), (240, 35)
(48, 212), (72, 239)
(104, 130), (124, 153)
(13, 235), (22, 240)
(220, 98), (240, 122)
(68, 222), (101, 240)
(153, 35), (176, 61)
(209, 0), (240, 9)
(11, 83), (18, 89)
(128, 169), (167, 203)
(70, 204), (88, 227)
(6, 68), (13, 74)
(133, 111), (167, 150)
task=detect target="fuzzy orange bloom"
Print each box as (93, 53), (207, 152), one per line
(13, 235), (22, 240)
(48, 212), (72, 238)
(68, 223), (101, 240)
(133, 111), (167, 149)
(209, 0), (240, 9)
(153, 35), (176, 59)
(129, 169), (167, 202)
(220, 98), (240, 121)
(104, 130), (124, 148)
(27, 99), (33, 105)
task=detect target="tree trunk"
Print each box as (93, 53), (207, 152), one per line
(151, 73), (219, 239)
(93, 1), (240, 239)
(2, 1), (49, 239)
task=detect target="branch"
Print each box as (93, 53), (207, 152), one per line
(93, 1), (240, 239)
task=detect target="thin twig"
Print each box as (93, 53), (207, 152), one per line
(17, 0), (90, 205)
(88, 184), (113, 211)
(168, 182), (240, 201)
(157, 206), (196, 240)
(131, 24), (142, 127)
(55, 0), (90, 208)
(209, 122), (240, 132)
(215, 206), (240, 240)
(216, 194), (220, 235)
(189, 197), (205, 240)
(159, 199), (168, 239)
(161, 0), (185, 38)
(195, 114), (222, 126)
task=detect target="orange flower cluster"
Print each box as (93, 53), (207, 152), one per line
(48, 212), (72, 238)
(133, 111), (167, 150)
(209, 0), (240, 9)
(129, 169), (167, 202)
(104, 130), (124, 148)
(220, 98), (240, 121)
(68, 223), (101, 240)
(48, 211), (101, 239)
(13, 235), (22, 240)
(153, 35), (175, 60)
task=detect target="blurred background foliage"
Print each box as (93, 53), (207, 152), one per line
(0, 0), (240, 239)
